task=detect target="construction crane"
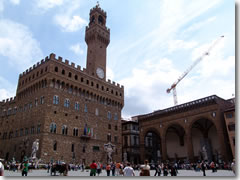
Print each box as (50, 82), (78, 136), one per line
(166, 35), (224, 106)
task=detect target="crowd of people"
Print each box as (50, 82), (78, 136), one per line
(0, 157), (236, 176)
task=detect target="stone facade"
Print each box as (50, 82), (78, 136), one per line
(122, 119), (140, 165)
(137, 95), (234, 164)
(0, 5), (124, 165)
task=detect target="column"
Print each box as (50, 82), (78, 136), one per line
(161, 135), (167, 162)
(186, 133), (194, 163)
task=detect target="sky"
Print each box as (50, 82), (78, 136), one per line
(0, 0), (235, 119)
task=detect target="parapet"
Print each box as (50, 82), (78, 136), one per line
(0, 96), (16, 105)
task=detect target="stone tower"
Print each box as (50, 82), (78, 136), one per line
(85, 4), (110, 81)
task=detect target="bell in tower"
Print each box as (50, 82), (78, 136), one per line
(85, 3), (110, 80)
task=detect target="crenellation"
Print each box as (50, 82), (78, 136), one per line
(108, 79), (111, 83)
(58, 56), (63, 62)
(65, 59), (69, 65)
(77, 65), (81, 70)
(33, 64), (36, 69)
(50, 53), (56, 60)
(29, 67), (32, 72)
(71, 62), (75, 68)
(41, 59), (44, 64)
(121, 85), (124, 89)
(26, 69), (29, 73)
(112, 81), (115, 85)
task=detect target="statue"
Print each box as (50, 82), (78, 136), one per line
(31, 139), (39, 159)
(202, 145), (208, 161)
(123, 151), (127, 162)
(104, 142), (115, 163)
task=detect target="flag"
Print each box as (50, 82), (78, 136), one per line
(84, 124), (87, 135)
(87, 128), (91, 136)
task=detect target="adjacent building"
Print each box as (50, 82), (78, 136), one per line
(0, 4), (124, 165)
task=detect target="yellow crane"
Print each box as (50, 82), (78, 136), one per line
(166, 35), (224, 106)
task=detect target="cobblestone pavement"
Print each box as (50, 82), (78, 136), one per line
(4, 169), (235, 177)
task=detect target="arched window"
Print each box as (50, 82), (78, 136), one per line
(64, 99), (70, 108)
(62, 69), (65, 75)
(114, 113), (118, 120)
(75, 102), (80, 111)
(107, 111), (111, 120)
(53, 141), (57, 151)
(55, 67), (58, 72)
(98, 15), (104, 25)
(68, 72), (72, 78)
(73, 128), (78, 136)
(50, 123), (56, 133)
(53, 95), (59, 105)
(62, 125), (68, 135)
(84, 104), (88, 113)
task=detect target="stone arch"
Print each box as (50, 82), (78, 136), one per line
(164, 123), (187, 161)
(143, 128), (161, 164)
(190, 117), (219, 162)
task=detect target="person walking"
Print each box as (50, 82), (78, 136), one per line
(111, 162), (116, 176)
(201, 161), (206, 176)
(163, 164), (169, 176)
(106, 163), (111, 176)
(0, 159), (4, 176)
(140, 160), (150, 176)
(90, 160), (97, 176)
(21, 159), (29, 176)
(154, 163), (161, 176)
(96, 162), (102, 176)
(116, 162), (121, 176)
(210, 161), (215, 173)
(123, 162), (135, 176)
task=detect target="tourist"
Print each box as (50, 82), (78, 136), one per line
(154, 163), (161, 176)
(231, 159), (235, 174)
(116, 162), (121, 176)
(90, 160), (97, 176)
(0, 159), (4, 176)
(123, 162), (135, 176)
(170, 164), (177, 176)
(201, 161), (206, 176)
(140, 160), (150, 176)
(21, 159), (29, 176)
(163, 164), (169, 176)
(210, 161), (215, 173)
(111, 162), (116, 176)
(96, 162), (102, 176)
(106, 163), (111, 176)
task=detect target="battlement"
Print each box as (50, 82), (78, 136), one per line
(86, 25), (110, 33)
(19, 55), (50, 78)
(107, 79), (124, 90)
(1, 96), (16, 105)
(90, 5), (107, 17)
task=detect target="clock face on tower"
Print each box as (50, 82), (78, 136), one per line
(96, 67), (104, 79)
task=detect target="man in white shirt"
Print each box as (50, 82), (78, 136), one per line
(0, 159), (4, 176)
(123, 162), (135, 176)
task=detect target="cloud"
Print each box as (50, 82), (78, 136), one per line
(0, 76), (16, 100)
(0, 0), (3, 13)
(34, 0), (64, 11)
(168, 40), (198, 53)
(69, 43), (84, 56)
(106, 67), (114, 81)
(9, 0), (20, 5)
(0, 19), (43, 71)
(54, 14), (87, 32)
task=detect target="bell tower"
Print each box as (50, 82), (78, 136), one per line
(85, 3), (110, 80)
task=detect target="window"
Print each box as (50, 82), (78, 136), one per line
(37, 124), (41, 134)
(114, 113), (118, 120)
(25, 128), (29, 135)
(226, 112), (233, 118)
(30, 126), (35, 134)
(35, 98), (38, 106)
(50, 123), (56, 133)
(114, 136), (118, 143)
(75, 75), (78, 80)
(68, 72), (72, 78)
(62, 69), (65, 75)
(83, 145), (86, 153)
(15, 130), (18, 137)
(20, 129), (23, 136)
(93, 146), (100, 152)
(124, 136), (128, 146)
(53, 95), (59, 105)
(81, 77), (84, 82)
(108, 124), (111, 130)
(55, 67), (58, 72)
(134, 136), (137, 146)
(40, 96), (44, 104)
(115, 126), (118, 131)
(29, 102), (32, 109)
(75, 102), (80, 111)
(62, 125), (68, 135)
(73, 128), (78, 136)
(107, 111), (111, 120)
(84, 104), (88, 112)
(95, 108), (99, 116)
(107, 133), (111, 142)
(53, 141), (57, 151)
(86, 80), (89, 85)
(72, 144), (75, 152)
(64, 99), (70, 108)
